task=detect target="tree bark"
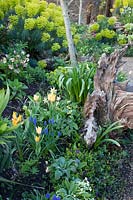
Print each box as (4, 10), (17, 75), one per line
(60, 0), (77, 66)
(83, 46), (133, 146)
(78, 0), (83, 25)
(105, 0), (114, 17)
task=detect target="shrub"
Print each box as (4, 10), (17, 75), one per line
(0, 0), (80, 58)
(89, 15), (117, 43)
(113, 0), (133, 24)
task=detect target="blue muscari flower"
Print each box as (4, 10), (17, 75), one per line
(52, 195), (61, 200)
(57, 131), (62, 137)
(29, 116), (37, 126)
(44, 120), (47, 126)
(48, 118), (55, 124)
(45, 193), (50, 199)
(42, 127), (48, 135)
(29, 116), (33, 122)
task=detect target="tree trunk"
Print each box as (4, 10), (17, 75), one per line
(78, 0), (83, 25)
(105, 0), (114, 17)
(83, 46), (133, 146)
(60, 0), (77, 67)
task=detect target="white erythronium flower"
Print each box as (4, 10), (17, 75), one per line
(43, 97), (48, 104)
(57, 96), (61, 101)
(50, 87), (57, 94)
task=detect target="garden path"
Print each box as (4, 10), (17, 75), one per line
(119, 57), (133, 200)
(120, 57), (133, 82)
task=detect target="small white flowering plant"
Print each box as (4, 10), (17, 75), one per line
(0, 42), (30, 78)
(56, 178), (94, 200)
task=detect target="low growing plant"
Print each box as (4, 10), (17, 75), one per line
(59, 62), (96, 104)
(49, 156), (86, 182)
(56, 178), (94, 200)
(94, 121), (123, 149)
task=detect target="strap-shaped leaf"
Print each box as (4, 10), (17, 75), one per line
(0, 85), (10, 116)
(79, 79), (85, 97)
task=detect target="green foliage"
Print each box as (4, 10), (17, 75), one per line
(7, 79), (28, 100)
(37, 60), (47, 69)
(113, 0), (133, 24)
(20, 159), (39, 175)
(88, 15), (117, 43)
(0, 86), (20, 173)
(20, 66), (47, 86)
(0, 85), (10, 116)
(0, 0), (71, 57)
(56, 179), (94, 200)
(94, 122), (123, 149)
(117, 71), (127, 82)
(59, 62), (96, 104)
(77, 32), (115, 61)
(0, 42), (29, 79)
(49, 157), (86, 181)
(46, 66), (67, 88)
(14, 91), (81, 160)
(65, 142), (127, 199)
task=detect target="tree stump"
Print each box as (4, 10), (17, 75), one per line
(83, 46), (133, 146)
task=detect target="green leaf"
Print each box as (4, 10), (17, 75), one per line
(66, 78), (73, 97)
(55, 170), (62, 180)
(0, 123), (8, 133)
(0, 86), (10, 116)
(79, 79), (85, 97)
(101, 138), (121, 147)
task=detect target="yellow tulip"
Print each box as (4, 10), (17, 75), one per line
(35, 136), (40, 142)
(12, 112), (22, 126)
(33, 94), (39, 102)
(48, 93), (56, 103)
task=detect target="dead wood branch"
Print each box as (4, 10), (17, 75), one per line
(83, 46), (133, 146)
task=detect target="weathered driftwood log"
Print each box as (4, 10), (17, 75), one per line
(83, 46), (133, 146)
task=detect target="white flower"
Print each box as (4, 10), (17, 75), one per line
(57, 96), (61, 101)
(21, 51), (25, 55)
(3, 57), (7, 64)
(26, 54), (30, 57)
(8, 65), (13, 69)
(50, 87), (57, 94)
(10, 58), (15, 62)
(43, 97), (48, 104)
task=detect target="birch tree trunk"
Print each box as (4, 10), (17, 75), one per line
(60, 0), (77, 66)
(78, 0), (83, 25)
